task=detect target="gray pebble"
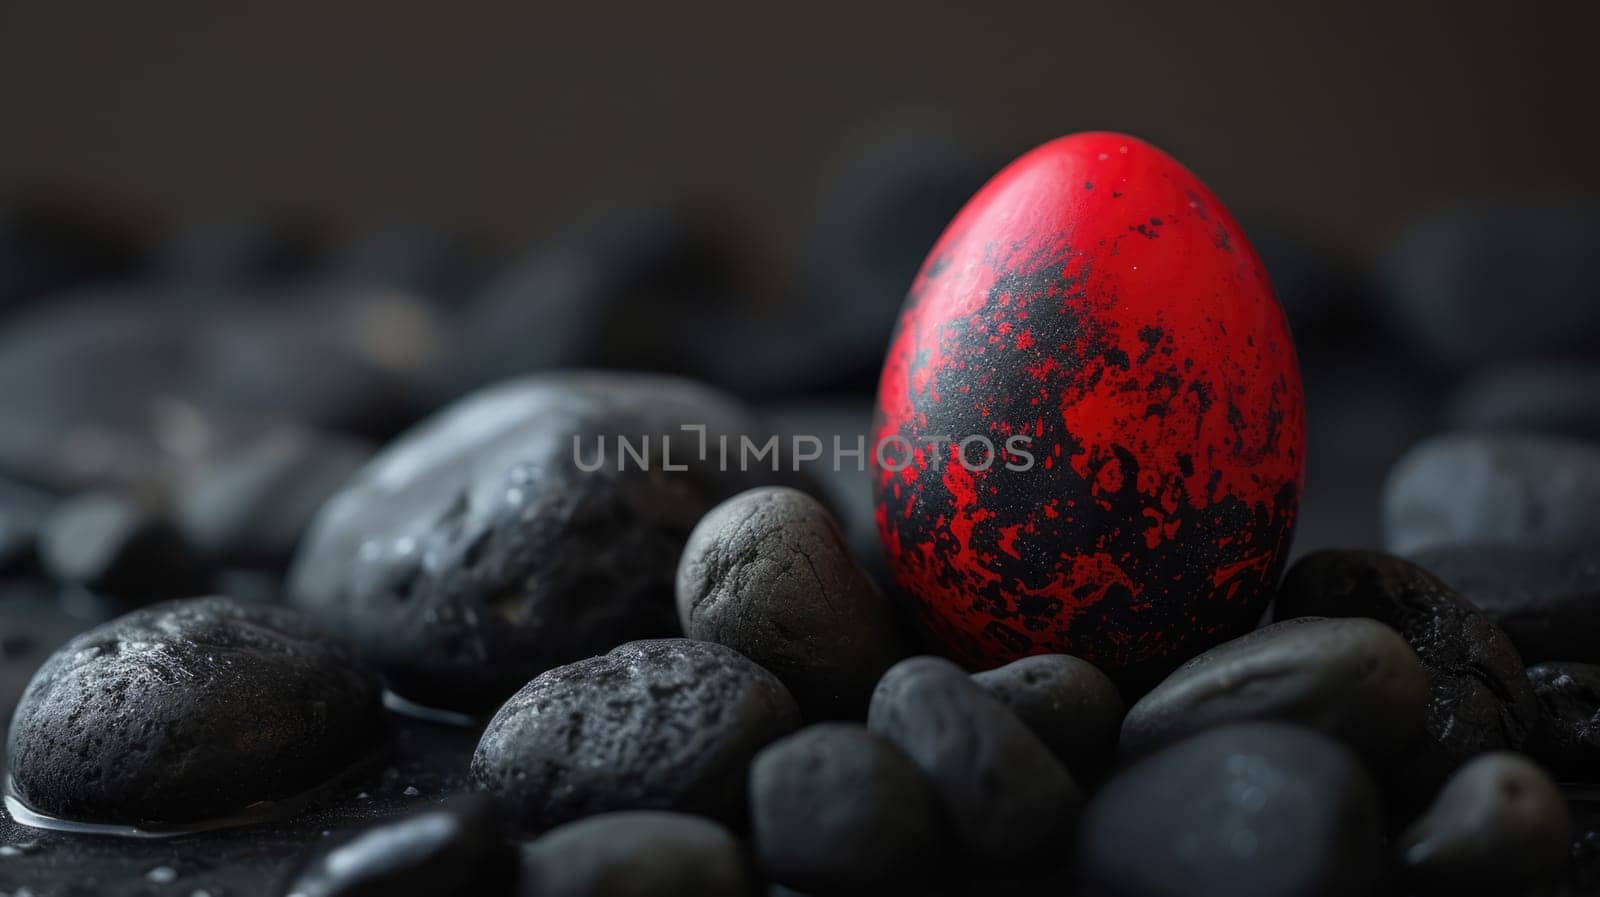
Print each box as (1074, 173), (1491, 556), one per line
(284, 795), (515, 897)
(676, 487), (903, 719)
(519, 811), (760, 897)
(1526, 662), (1600, 781)
(1411, 543), (1600, 664)
(749, 723), (944, 893)
(471, 638), (800, 832)
(1122, 617), (1429, 764)
(971, 654), (1124, 777)
(867, 656), (1080, 869)
(1398, 752), (1571, 895)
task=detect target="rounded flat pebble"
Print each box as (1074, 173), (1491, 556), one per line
(1383, 432), (1600, 554)
(749, 723), (944, 893)
(6, 596), (386, 827)
(1411, 543), (1600, 664)
(867, 656), (1080, 869)
(1398, 752), (1571, 895)
(284, 795), (515, 897)
(291, 373), (810, 712)
(176, 427), (372, 569)
(1074, 722), (1386, 897)
(39, 492), (211, 603)
(676, 487), (903, 718)
(971, 653), (1124, 777)
(1122, 617), (1427, 763)
(1276, 550), (1539, 801)
(519, 811), (760, 897)
(1526, 662), (1600, 781)
(471, 638), (800, 831)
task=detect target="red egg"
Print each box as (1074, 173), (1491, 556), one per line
(872, 132), (1304, 685)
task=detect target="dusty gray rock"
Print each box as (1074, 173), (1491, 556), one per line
(1398, 752), (1571, 895)
(1526, 662), (1600, 781)
(291, 373), (811, 712)
(471, 638), (800, 832)
(1074, 723), (1386, 897)
(6, 596), (386, 827)
(867, 656), (1080, 869)
(749, 723), (944, 893)
(1122, 617), (1429, 764)
(972, 653), (1124, 777)
(1412, 543), (1600, 664)
(676, 487), (903, 718)
(519, 811), (760, 897)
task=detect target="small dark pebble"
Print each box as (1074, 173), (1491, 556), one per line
(471, 638), (800, 832)
(39, 492), (212, 604)
(283, 795), (516, 897)
(1398, 752), (1571, 895)
(519, 810), (760, 897)
(1411, 543), (1600, 664)
(6, 596), (386, 827)
(676, 487), (903, 719)
(1526, 662), (1600, 782)
(1383, 432), (1600, 554)
(1122, 616), (1429, 765)
(867, 656), (1080, 869)
(1276, 550), (1539, 803)
(748, 723), (944, 893)
(971, 653), (1124, 778)
(1073, 722), (1387, 897)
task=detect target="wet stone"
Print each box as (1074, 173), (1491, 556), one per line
(676, 487), (903, 719)
(867, 656), (1081, 869)
(1525, 662), (1600, 782)
(1276, 550), (1540, 802)
(290, 372), (811, 713)
(39, 492), (212, 605)
(1398, 752), (1571, 895)
(1410, 543), (1600, 665)
(1073, 723), (1387, 897)
(1383, 432), (1600, 555)
(282, 795), (516, 897)
(519, 811), (760, 897)
(971, 653), (1124, 778)
(5, 596), (387, 828)
(748, 723), (945, 893)
(1122, 617), (1429, 765)
(470, 638), (800, 832)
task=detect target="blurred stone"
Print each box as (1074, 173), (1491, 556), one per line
(1447, 360), (1600, 442)
(0, 195), (143, 311)
(155, 214), (323, 285)
(323, 220), (483, 304)
(520, 811), (760, 897)
(40, 492), (212, 604)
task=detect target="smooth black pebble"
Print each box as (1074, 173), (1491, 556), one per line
(1526, 662), (1600, 781)
(748, 722), (944, 893)
(519, 810), (760, 897)
(1074, 722), (1387, 897)
(291, 372), (811, 713)
(1276, 550), (1540, 802)
(676, 487), (903, 719)
(971, 653), (1124, 778)
(1398, 752), (1571, 895)
(5, 596), (386, 827)
(283, 795), (516, 897)
(1122, 617), (1428, 764)
(471, 638), (800, 832)
(867, 656), (1080, 869)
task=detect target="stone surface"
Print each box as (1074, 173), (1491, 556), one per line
(1383, 433), (1600, 555)
(175, 427), (372, 569)
(282, 795), (515, 897)
(1527, 662), (1600, 782)
(39, 492), (212, 603)
(6, 596), (386, 827)
(1276, 550), (1540, 801)
(972, 653), (1124, 777)
(867, 656), (1080, 869)
(1074, 723), (1386, 897)
(519, 811), (760, 897)
(291, 372), (811, 712)
(1122, 617), (1429, 764)
(1447, 361), (1600, 442)
(1399, 752), (1571, 895)
(1412, 543), (1600, 664)
(748, 723), (944, 893)
(676, 486), (903, 718)
(470, 638), (800, 832)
